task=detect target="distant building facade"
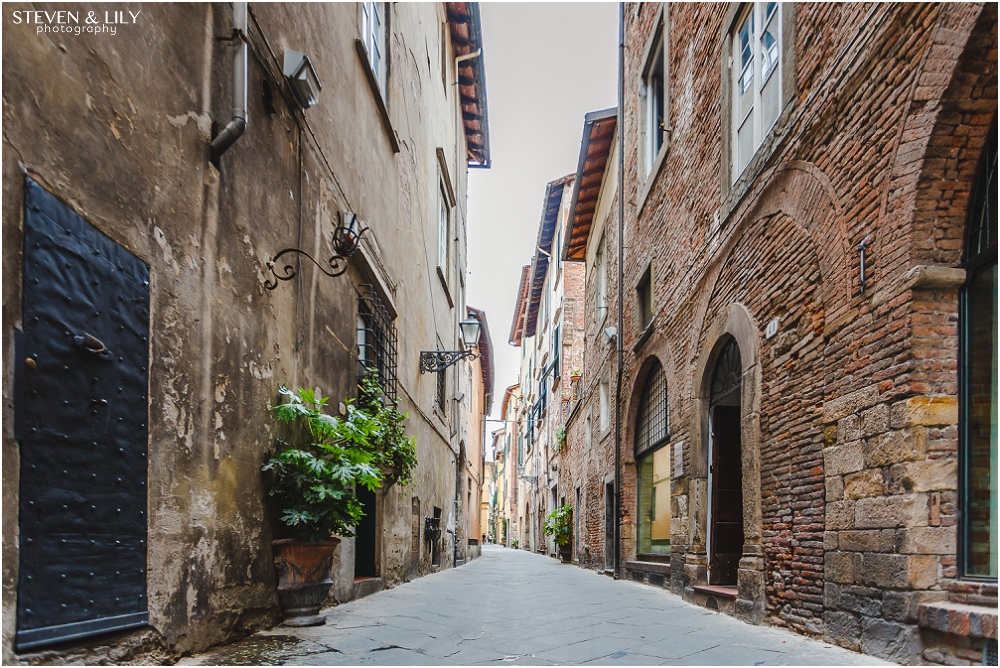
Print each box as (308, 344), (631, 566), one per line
(508, 176), (586, 556)
(560, 3), (996, 664)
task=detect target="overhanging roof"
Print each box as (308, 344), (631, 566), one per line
(509, 264), (531, 346)
(523, 174), (574, 338)
(447, 3), (491, 168)
(564, 108), (617, 261)
(500, 383), (519, 421)
(467, 306), (494, 414)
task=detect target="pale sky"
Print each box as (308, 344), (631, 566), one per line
(467, 2), (619, 426)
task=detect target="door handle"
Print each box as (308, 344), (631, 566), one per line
(74, 333), (113, 361)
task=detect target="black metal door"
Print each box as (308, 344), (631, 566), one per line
(15, 178), (150, 650)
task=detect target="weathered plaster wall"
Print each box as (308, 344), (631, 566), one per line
(3, 2), (476, 663)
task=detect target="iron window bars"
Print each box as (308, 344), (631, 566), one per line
(357, 284), (397, 402)
(635, 361), (669, 457)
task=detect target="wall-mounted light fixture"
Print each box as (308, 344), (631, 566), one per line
(419, 318), (482, 373)
(264, 210), (368, 290)
(283, 50), (322, 109)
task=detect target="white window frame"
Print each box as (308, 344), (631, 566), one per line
(730, 1), (782, 182)
(361, 2), (387, 92)
(640, 17), (668, 178)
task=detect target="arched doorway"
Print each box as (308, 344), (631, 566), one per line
(708, 338), (744, 585)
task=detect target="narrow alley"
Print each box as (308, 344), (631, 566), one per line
(182, 546), (886, 666)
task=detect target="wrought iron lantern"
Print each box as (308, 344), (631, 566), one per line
(263, 210), (368, 290)
(419, 317), (482, 373)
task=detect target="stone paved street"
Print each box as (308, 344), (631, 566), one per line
(181, 546), (891, 666)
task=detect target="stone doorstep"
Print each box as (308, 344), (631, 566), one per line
(624, 560), (671, 575)
(692, 585), (739, 600)
(353, 577), (382, 601)
(918, 600), (999, 640)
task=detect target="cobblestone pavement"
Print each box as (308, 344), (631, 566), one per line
(181, 545), (891, 666)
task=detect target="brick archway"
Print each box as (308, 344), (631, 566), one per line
(686, 302), (766, 623)
(876, 3), (997, 276)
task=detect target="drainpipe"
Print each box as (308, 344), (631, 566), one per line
(210, 1), (248, 164)
(613, 1), (624, 581)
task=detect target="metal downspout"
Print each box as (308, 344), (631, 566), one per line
(210, 1), (248, 164)
(614, 1), (624, 580)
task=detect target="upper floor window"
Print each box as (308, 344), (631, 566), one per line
(438, 181), (450, 275)
(637, 265), (653, 331)
(641, 12), (667, 177)
(599, 374), (610, 431)
(361, 2), (387, 92)
(594, 235), (608, 330)
(731, 2), (781, 180)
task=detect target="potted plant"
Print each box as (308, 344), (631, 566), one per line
(544, 504), (573, 562)
(262, 385), (381, 626)
(555, 425), (567, 451)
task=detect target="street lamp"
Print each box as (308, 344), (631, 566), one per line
(419, 317), (482, 373)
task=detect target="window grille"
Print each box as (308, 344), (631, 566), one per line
(357, 284), (397, 401)
(635, 362), (668, 456)
(435, 370), (446, 414)
(710, 339), (742, 406)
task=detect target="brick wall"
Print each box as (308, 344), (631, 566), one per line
(571, 2), (999, 664)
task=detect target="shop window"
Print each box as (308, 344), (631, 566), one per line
(636, 361), (670, 556)
(961, 120), (997, 580)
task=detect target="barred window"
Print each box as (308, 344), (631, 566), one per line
(635, 362), (668, 457)
(357, 285), (397, 401)
(435, 368), (446, 415)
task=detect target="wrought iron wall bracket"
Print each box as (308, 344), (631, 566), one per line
(419, 350), (480, 374)
(264, 248), (349, 290)
(263, 212), (368, 290)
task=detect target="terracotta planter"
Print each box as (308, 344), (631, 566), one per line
(272, 538), (340, 627)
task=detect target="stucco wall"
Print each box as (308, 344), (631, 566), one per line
(2, 2), (477, 663)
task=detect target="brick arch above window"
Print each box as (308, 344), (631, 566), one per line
(622, 335), (679, 466)
(876, 3), (997, 275)
(692, 159), (851, 353)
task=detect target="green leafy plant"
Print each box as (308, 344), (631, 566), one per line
(356, 373), (418, 487)
(555, 425), (567, 449)
(262, 376), (419, 544)
(543, 504), (573, 546)
(511, 537), (519, 549)
(262, 386), (381, 543)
